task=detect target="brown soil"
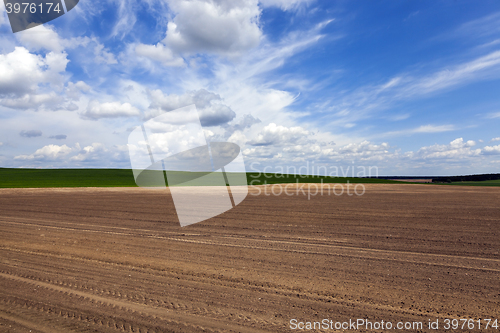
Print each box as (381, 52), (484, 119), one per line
(0, 184), (499, 332)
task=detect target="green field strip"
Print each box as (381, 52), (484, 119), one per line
(0, 168), (405, 188)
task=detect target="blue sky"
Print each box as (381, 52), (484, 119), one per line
(1, 0), (500, 176)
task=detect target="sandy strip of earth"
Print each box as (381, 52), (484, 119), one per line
(0, 184), (499, 332)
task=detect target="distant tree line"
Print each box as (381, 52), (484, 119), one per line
(431, 174), (500, 183)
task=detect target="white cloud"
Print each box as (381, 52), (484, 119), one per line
(270, 140), (393, 163)
(243, 136), (393, 166)
(482, 145), (500, 155)
(0, 92), (64, 110)
(169, 21), (332, 153)
(135, 43), (185, 67)
(129, 9), (327, 150)
(145, 89), (236, 126)
(0, 47), (68, 96)
(94, 43), (118, 65)
(380, 124), (456, 138)
(249, 123), (309, 146)
(199, 21), (328, 134)
(66, 81), (91, 100)
(16, 25), (64, 52)
(16, 24), (115, 67)
(71, 142), (108, 161)
(491, 137), (500, 142)
(227, 131), (247, 147)
(134, 0), (263, 64)
(147, 89), (193, 112)
(83, 100), (141, 119)
(198, 103), (236, 126)
(14, 144), (73, 161)
(12, 142), (129, 166)
(412, 138), (481, 160)
(0, 47), (69, 112)
(259, 0), (313, 11)
(339, 141), (390, 154)
(224, 114), (261, 136)
(43, 51), (70, 84)
(412, 124), (456, 133)
(164, 0), (262, 56)
(405, 50), (500, 96)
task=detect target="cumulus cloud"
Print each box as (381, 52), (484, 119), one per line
(227, 131), (247, 147)
(66, 81), (91, 101)
(16, 25), (65, 52)
(0, 47), (68, 96)
(146, 89), (236, 126)
(279, 140), (393, 163)
(339, 141), (390, 154)
(83, 100), (142, 119)
(76, 143), (130, 165)
(135, 43), (185, 67)
(243, 134), (393, 166)
(49, 135), (67, 140)
(71, 143), (108, 162)
(136, 0), (262, 64)
(244, 133), (500, 174)
(0, 47), (69, 111)
(20, 130), (42, 138)
(15, 23), (116, 67)
(491, 137), (500, 142)
(12, 142), (129, 166)
(249, 123), (309, 146)
(71, 143), (131, 164)
(14, 144), (73, 161)
(224, 114), (261, 135)
(148, 89), (193, 111)
(1, 92), (64, 110)
(411, 138), (481, 160)
(164, 0), (262, 56)
(198, 103), (236, 126)
(482, 144), (500, 155)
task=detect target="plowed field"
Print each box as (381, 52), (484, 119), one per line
(0, 184), (499, 332)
